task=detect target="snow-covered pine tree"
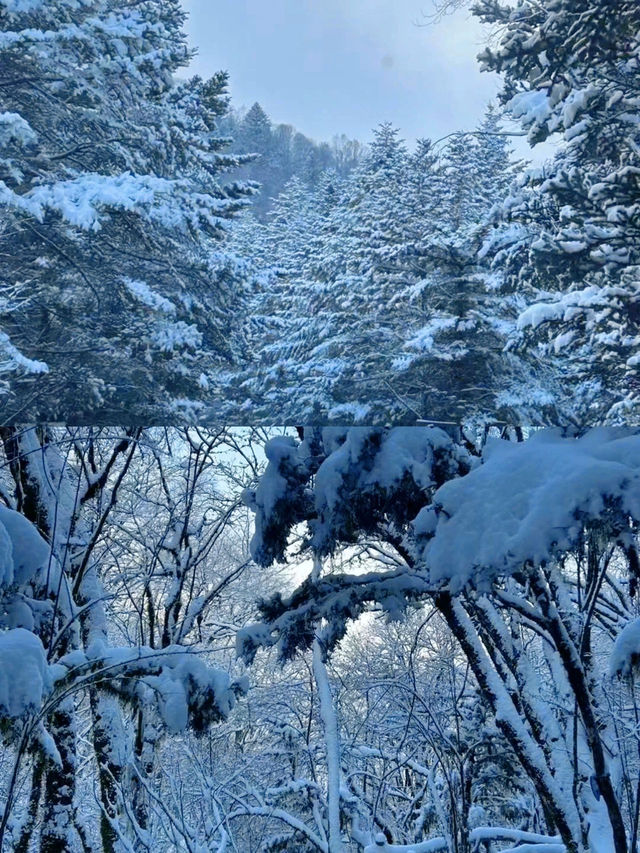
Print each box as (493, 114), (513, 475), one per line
(307, 124), (418, 422)
(239, 102), (273, 158)
(228, 167), (372, 422)
(475, 0), (640, 421)
(219, 106), (364, 224)
(291, 131), (334, 188)
(233, 101), (278, 218)
(230, 176), (323, 417)
(0, 0), (254, 423)
(391, 109), (525, 423)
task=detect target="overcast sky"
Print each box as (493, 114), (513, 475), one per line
(180, 3), (504, 138)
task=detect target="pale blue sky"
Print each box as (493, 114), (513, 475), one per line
(180, 1), (516, 149)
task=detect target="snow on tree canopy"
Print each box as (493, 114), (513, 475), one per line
(413, 429), (640, 592)
(242, 434), (313, 566)
(0, 628), (49, 718)
(0, 505), (51, 587)
(243, 428), (471, 566)
(69, 641), (247, 735)
(141, 651), (242, 735)
(311, 427), (471, 555)
(610, 619), (640, 678)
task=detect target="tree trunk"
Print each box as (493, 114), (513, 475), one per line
(41, 699), (80, 853)
(14, 753), (44, 853)
(312, 637), (343, 853)
(530, 570), (628, 853)
(435, 591), (585, 853)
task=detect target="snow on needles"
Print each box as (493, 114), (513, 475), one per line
(413, 428), (640, 592)
(0, 332), (49, 377)
(309, 427), (470, 556)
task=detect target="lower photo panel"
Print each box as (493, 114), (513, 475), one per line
(0, 424), (638, 853)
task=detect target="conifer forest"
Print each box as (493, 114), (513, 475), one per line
(1, 2), (640, 852)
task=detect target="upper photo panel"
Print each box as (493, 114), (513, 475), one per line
(0, 0), (638, 426)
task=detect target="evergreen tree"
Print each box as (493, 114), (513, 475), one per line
(0, 0), (253, 423)
(240, 101), (273, 154)
(391, 110), (528, 423)
(475, 0), (640, 420)
(229, 173), (345, 421)
(307, 123), (416, 421)
(227, 103), (363, 220)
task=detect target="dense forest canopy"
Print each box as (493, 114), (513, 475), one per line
(0, 0), (637, 424)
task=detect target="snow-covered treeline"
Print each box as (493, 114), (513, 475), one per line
(1, 0), (639, 424)
(222, 0), (640, 425)
(217, 103), (365, 221)
(0, 425), (640, 852)
(231, 112), (535, 425)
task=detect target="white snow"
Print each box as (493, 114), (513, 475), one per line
(507, 89), (552, 135)
(415, 429), (640, 592)
(516, 285), (609, 331)
(0, 0), (47, 10)
(26, 173), (178, 230)
(243, 434), (304, 563)
(0, 331), (49, 376)
(562, 85), (598, 129)
(0, 520), (13, 588)
(142, 651), (234, 734)
(0, 628), (49, 718)
(610, 618), (640, 677)
(312, 638), (342, 853)
(404, 317), (457, 353)
(123, 278), (176, 314)
(151, 321), (202, 352)
(0, 505), (51, 587)
(558, 240), (587, 254)
(311, 427), (468, 552)
(0, 111), (37, 146)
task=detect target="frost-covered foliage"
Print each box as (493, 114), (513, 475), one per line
(476, 0), (640, 420)
(223, 0), (640, 425)
(229, 99), (603, 425)
(242, 426), (640, 853)
(0, 0), (254, 422)
(2, 0), (639, 424)
(0, 426), (260, 852)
